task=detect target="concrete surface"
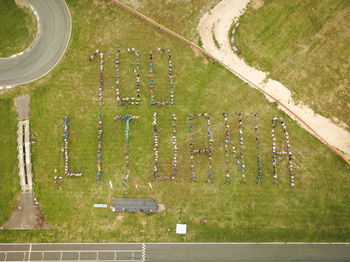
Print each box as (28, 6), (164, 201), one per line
(17, 122), (26, 189)
(14, 96), (30, 120)
(17, 120), (33, 191)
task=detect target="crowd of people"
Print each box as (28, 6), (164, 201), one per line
(63, 115), (69, 176)
(172, 114), (178, 177)
(64, 116), (83, 177)
(149, 48), (174, 105)
(89, 48), (176, 106)
(89, 50), (104, 104)
(152, 113), (178, 180)
(96, 114), (102, 183)
(223, 112), (231, 183)
(53, 176), (62, 190)
(61, 112), (296, 185)
(231, 22), (241, 54)
(114, 115), (139, 180)
(254, 113), (263, 184)
(237, 112), (247, 183)
(115, 48), (141, 106)
(152, 113), (159, 178)
(189, 113), (213, 183)
(272, 117), (295, 186)
(223, 112), (246, 184)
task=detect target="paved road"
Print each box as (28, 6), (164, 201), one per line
(0, 243), (144, 261)
(1, 243), (350, 261)
(0, 0), (71, 87)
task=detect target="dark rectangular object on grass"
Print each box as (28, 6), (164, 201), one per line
(112, 198), (158, 213)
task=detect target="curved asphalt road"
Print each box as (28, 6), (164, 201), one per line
(0, 0), (71, 87)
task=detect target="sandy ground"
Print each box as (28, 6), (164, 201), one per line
(4, 192), (50, 229)
(15, 0), (30, 8)
(197, 0), (350, 159)
(157, 203), (166, 212)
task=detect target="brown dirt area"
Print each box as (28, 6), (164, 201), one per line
(4, 192), (50, 229)
(157, 203), (166, 212)
(252, 0), (264, 10)
(15, 0), (29, 8)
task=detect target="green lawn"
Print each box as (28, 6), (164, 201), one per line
(0, 0), (349, 242)
(235, 0), (350, 130)
(0, 99), (20, 226)
(0, 0), (37, 57)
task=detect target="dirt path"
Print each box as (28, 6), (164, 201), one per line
(4, 192), (50, 229)
(197, 0), (350, 159)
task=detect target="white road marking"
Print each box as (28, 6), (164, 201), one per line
(1, 242), (350, 245)
(141, 243), (146, 262)
(145, 242), (350, 245)
(0, 242), (349, 262)
(2, 250), (142, 253)
(27, 243), (32, 262)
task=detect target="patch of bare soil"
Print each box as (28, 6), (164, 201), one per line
(157, 203), (166, 212)
(252, 0), (264, 10)
(15, 0), (29, 8)
(121, 0), (143, 9)
(313, 8), (350, 41)
(191, 46), (209, 64)
(4, 192), (50, 229)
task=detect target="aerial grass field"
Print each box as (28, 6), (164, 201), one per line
(0, 0), (349, 242)
(235, 0), (350, 130)
(0, 0), (37, 57)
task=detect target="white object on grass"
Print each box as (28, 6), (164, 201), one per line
(176, 224), (187, 235)
(94, 204), (107, 208)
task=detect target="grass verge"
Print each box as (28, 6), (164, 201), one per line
(235, 0), (350, 130)
(0, 0), (37, 57)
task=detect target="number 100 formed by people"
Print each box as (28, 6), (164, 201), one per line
(89, 48), (174, 106)
(86, 48), (294, 186)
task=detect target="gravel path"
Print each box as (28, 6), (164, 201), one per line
(197, 0), (350, 159)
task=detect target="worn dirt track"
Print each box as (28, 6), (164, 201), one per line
(197, 0), (350, 160)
